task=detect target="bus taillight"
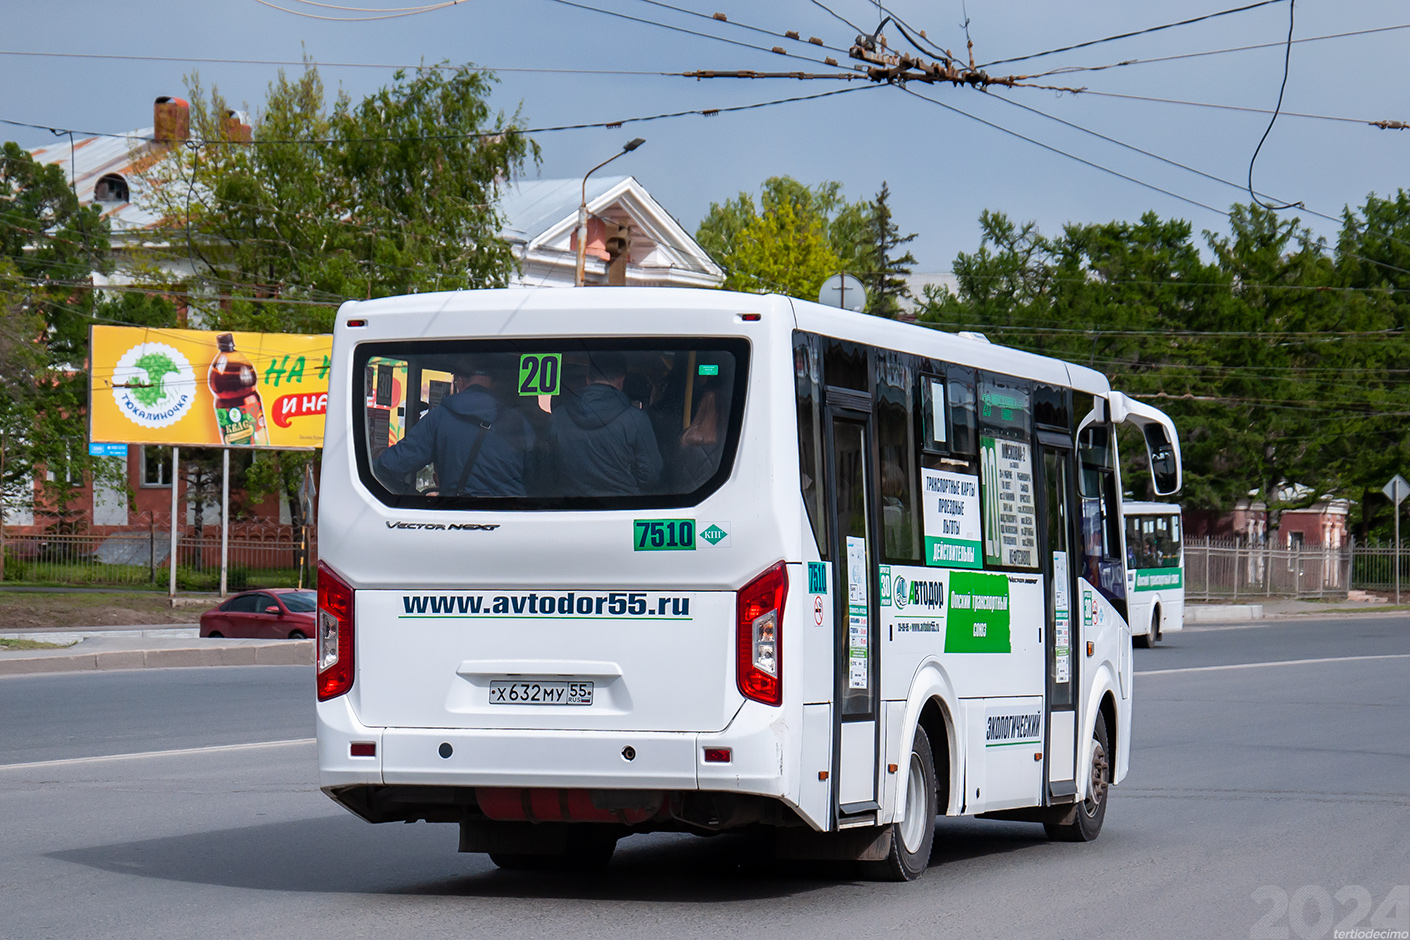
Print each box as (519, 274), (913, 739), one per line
(317, 561), (355, 701)
(737, 561), (787, 706)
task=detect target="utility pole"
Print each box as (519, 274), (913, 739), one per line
(575, 138), (644, 287)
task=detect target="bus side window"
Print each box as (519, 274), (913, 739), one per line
(794, 333), (828, 558)
(946, 365), (977, 457)
(877, 349), (919, 563)
(1078, 421), (1127, 612)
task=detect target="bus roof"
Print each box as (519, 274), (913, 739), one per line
(1122, 501), (1183, 514)
(336, 287), (1112, 397)
(786, 294), (1110, 396)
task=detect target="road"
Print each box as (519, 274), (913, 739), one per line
(1, 616), (1406, 940)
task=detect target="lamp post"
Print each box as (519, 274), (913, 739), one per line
(575, 138), (644, 287)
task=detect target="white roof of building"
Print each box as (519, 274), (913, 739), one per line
(29, 132), (724, 288)
(28, 128), (162, 232)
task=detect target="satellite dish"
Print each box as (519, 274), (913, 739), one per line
(818, 273), (867, 312)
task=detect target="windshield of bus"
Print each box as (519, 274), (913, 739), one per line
(1125, 514), (1182, 570)
(354, 338), (748, 510)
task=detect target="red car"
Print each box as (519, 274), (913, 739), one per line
(200, 588), (317, 640)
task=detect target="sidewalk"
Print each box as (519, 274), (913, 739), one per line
(0, 626), (312, 676)
(1187, 596), (1408, 624)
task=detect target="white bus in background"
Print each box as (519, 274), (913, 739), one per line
(1123, 502), (1185, 647)
(315, 287), (1182, 881)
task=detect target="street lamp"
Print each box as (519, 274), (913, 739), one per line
(575, 138), (645, 287)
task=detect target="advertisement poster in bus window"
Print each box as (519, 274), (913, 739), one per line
(921, 468), (982, 569)
(981, 436), (1039, 568)
(90, 325), (331, 448)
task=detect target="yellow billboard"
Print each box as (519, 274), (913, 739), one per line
(90, 326), (333, 449)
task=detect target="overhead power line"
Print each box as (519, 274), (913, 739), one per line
(0, 48), (691, 76)
(1025, 22), (1410, 78)
(977, 0), (1286, 69)
(1, 85), (877, 146)
(250, 0), (468, 22)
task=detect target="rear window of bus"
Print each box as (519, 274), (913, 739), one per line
(353, 338), (749, 510)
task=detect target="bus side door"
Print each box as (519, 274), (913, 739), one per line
(1039, 434), (1080, 801)
(824, 390), (883, 820)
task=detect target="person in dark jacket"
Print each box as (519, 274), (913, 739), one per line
(375, 368), (534, 497)
(551, 353), (662, 497)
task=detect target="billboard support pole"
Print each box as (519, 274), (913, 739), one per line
(168, 446), (180, 600)
(220, 449), (230, 599)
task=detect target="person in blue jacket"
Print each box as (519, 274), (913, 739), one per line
(550, 352), (661, 497)
(375, 365), (534, 497)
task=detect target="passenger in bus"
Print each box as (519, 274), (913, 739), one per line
(673, 386), (724, 491)
(550, 352), (662, 496)
(374, 364), (535, 497)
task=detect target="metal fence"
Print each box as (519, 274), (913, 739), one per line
(1184, 537), (1410, 600)
(2, 527), (316, 591)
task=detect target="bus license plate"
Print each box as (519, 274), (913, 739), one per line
(488, 680), (594, 706)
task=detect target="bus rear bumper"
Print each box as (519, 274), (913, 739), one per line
(317, 696), (790, 798)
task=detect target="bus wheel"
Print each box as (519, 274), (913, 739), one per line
(1045, 712), (1110, 843)
(1149, 607), (1162, 644)
(861, 726), (936, 881)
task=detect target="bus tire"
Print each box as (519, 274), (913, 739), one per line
(860, 725), (937, 882)
(1150, 606), (1162, 643)
(1044, 711), (1110, 843)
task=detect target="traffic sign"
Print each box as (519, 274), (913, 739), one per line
(1383, 475), (1409, 506)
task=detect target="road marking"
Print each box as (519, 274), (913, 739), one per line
(1137, 653), (1410, 676)
(0, 737), (316, 771)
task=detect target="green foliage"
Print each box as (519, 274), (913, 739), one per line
(138, 61), (537, 333)
(696, 177), (874, 299)
(917, 197), (1410, 537)
(860, 181), (917, 319)
(0, 142), (173, 526)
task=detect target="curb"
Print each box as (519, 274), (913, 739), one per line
(0, 640), (313, 676)
(1186, 604), (1264, 623)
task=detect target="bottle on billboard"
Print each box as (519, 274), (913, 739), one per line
(208, 333), (269, 446)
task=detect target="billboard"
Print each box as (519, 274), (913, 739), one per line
(90, 326), (332, 449)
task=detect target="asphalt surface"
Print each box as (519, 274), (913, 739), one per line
(0, 616), (1406, 940)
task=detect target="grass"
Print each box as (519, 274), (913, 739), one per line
(0, 637), (78, 650)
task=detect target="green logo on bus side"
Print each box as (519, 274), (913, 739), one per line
(633, 519), (695, 551)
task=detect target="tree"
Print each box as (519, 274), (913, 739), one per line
(696, 177), (874, 299)
(134, 60), (535, 522)
(915, 201), (1410, 525)
(860, 181), (917, 318)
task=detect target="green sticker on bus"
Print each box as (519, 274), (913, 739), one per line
(944, 571), (1011, 653)
(698, 363), (719, 376)
(518, 353), (562, 396)
(1135, 567), (1183, 591)
(634, 519), (696, 551)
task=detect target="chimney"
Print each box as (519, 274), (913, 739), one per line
(222, 109), (252, 144)
(153, 96), (190, 146)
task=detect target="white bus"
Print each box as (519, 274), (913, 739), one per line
(1123, 502), (1185, 647)
(315, 288), (1182, 881)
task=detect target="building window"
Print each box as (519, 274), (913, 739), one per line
(94, 173), (130, 203)
(142, 446), (172, 487)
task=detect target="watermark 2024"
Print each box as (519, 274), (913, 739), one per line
(1251, 885), (1409, 940)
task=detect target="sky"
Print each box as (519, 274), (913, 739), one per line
(2, 0), (1405, 274)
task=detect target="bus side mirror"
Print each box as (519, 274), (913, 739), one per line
(1144, 423), (1179, 497)
(1107, 391), (1183, 497)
